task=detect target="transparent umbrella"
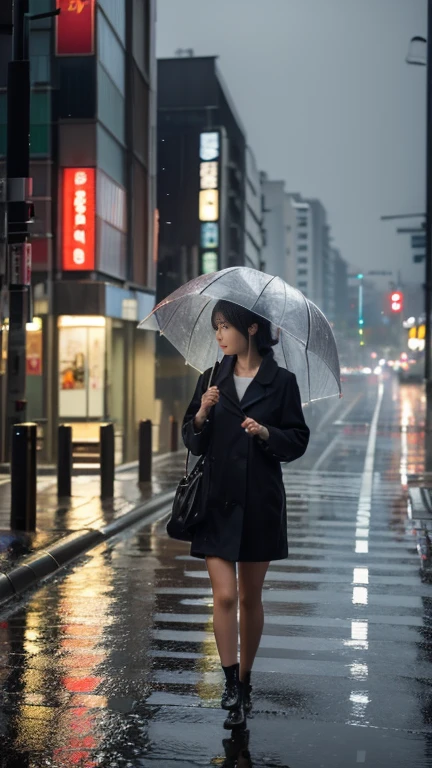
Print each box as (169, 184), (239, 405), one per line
(138, 267), (341, 404)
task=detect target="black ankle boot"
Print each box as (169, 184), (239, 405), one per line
(221, 663), (240, 710)
(242, 671), (252, 714)
(223, 681), (246, 730)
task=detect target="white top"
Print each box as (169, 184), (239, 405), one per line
(234, 374), (254, 402)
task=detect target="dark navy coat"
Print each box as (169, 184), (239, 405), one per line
(182, 353), (310, 562)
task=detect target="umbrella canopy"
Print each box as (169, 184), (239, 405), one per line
(139, 267), (341, 404)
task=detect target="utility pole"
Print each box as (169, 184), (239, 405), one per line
(5, 0), (32, 458)
(425, 0), (432, 470)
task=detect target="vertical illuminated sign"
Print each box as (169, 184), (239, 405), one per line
(199, 131), (220, 274)
(62, 168), (95, 270)
(56, 0), (95, 56)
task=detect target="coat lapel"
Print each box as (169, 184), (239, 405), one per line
(240, 354), (279, 411)
(215, 353), (279, 417)
(214, 356), (243, 418)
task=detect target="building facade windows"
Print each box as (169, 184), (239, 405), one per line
(98, 63), (125, 145)
(0, 0), (157, 465)
(98, 11), (126, 94)
(98, 0), (126, 43)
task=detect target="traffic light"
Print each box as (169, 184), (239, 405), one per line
(390, 291), (403, 313)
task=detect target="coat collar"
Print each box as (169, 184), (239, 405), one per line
(214, 354), (279, 417)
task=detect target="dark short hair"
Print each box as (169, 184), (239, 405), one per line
(211, 300), (278, 357)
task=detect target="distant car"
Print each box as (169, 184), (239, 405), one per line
(398, 359), (424, 383)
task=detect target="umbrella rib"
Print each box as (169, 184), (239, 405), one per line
(281, 328), (290, 372)
(185, 296), (214, 363)
(248, 275), (277, 313)
(304, 296), (312, 401)
(198, 266), (239, 295)
(157, 296), (186, 337)
(278, 279), (288, 330)
(307, 348), (342, 395)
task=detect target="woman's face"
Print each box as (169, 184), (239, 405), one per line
(213, 313), (250, 356)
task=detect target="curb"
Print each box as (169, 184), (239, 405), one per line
(0, 489), (175, 609)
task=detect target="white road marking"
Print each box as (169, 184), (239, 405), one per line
(357, 381), (384, 514)
(356, 750), (366, 763)
(348, 381), (384, 727)
(312, 392), (363, 471)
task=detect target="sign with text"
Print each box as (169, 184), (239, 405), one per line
(199, 131), (221, 274)
(56, 0), (95, 56)
(62, 168), (95, 271)
(200, 132), (219, 162)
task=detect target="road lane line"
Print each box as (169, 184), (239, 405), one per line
(312, 392), (364, 471)
(356, 750), (366, 763)
(348, 380), (384, 730)
(358, 380), (384, 508)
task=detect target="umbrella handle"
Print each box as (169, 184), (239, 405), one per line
(208, 360), (218, 389)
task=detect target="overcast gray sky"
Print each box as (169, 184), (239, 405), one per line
(156, 0), (426, 287)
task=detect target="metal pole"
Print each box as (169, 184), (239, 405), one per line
(100, 423), (115, 499)
(138, 419), (152, 483)
(10, 421), (36, 531)
(5, 0), (32, 460)
(57, 424), (72, 497)
(425, 0), (432, 470)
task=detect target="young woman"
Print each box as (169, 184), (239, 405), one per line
(182, 300), (310, 729)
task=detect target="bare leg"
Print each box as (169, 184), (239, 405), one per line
(238, 561), (270, 679)
(206, 557), (238, 666)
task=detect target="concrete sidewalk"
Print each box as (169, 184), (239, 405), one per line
(0, 451), (185, 605)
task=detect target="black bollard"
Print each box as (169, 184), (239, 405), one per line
(10, 422), (37, 531)
(138, 419), (152, 483)
(57, 425), (72, 497)
(100, 423), (115, 499)
(169, 416), (178, 452)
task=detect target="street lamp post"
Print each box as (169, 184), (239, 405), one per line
(407, 3), (432, 469)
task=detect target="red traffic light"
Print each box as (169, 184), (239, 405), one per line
(390, 291), (403, 313)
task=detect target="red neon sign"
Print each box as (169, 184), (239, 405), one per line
(62, 168), (95, 271)
(56, 0), (95, 56)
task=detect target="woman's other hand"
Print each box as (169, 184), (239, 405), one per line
(241, 417), (269, 441)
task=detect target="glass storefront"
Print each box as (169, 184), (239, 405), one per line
(26, 317), (44, 422)
(58, 316), (106, 420)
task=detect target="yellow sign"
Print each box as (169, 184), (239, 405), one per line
(199, 189), (219, 222)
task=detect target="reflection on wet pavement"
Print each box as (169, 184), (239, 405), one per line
(1, 375), (432, 767)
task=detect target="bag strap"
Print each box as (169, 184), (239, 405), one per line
(185, 362), (220, 475)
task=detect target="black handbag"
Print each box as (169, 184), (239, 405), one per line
(166, 364), (219, 542)
(166, 451), (206, 541)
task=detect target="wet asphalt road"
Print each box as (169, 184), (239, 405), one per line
(1, 373), (431, 768)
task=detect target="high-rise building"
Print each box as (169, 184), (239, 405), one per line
(245, 147), (263, 270)
(261, 176), (288, 280)
(330, 248), (349, 327)
(262, 182), (348, 327)
(0, 0), (157, 463)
